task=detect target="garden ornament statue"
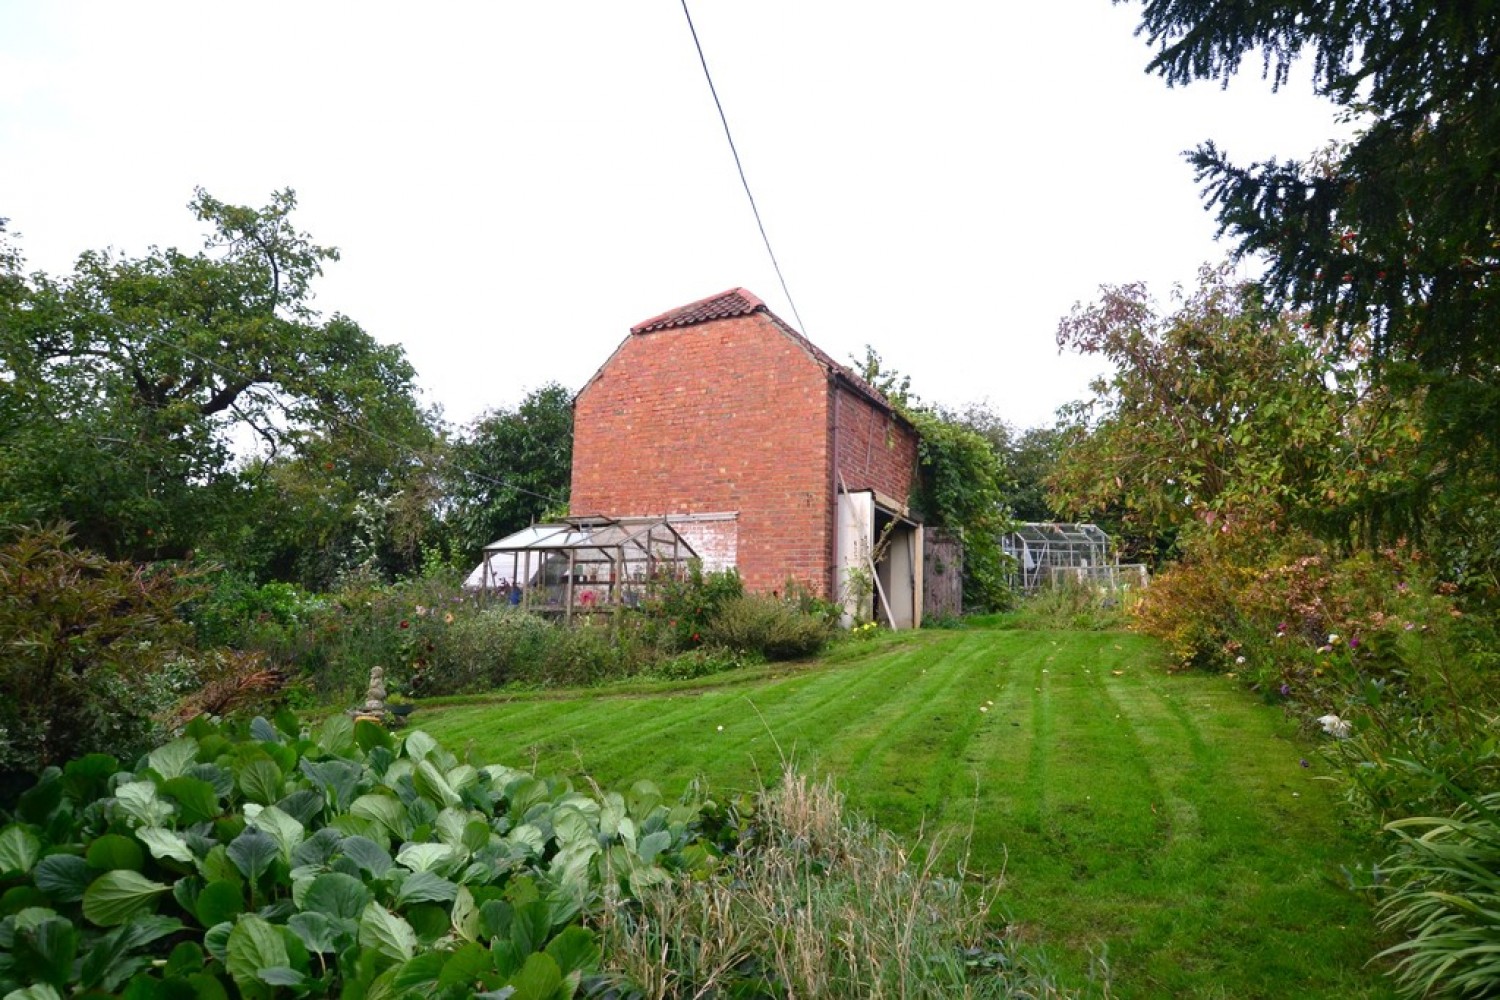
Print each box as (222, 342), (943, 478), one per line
(353, 665), (387, 723)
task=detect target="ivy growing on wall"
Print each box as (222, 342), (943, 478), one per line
(852, 349), (1014, 611)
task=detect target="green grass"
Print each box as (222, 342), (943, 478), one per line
(417, 626), (1395, 999)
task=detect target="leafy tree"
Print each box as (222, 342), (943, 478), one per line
(935, 402), (1064, 523)
(1002, 426), (1066, 523)
(441, 383), (573, 561)
(0, 190), (431, 563)
(1051, 265), (1424, 560)
(214, 428), (444, 590)
(1125, 0), (1500, 459)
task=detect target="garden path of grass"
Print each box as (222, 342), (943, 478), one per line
(418, 627), (1395, 999)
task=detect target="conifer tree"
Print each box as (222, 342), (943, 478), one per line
(1126, 1), (1500, 458)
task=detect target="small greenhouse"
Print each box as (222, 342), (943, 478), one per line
(1001, 522), (1136, 592)
(463, 515), (698, 621)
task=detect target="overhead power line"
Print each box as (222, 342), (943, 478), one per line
(679, 0), (808, 335)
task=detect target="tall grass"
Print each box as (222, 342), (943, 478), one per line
(598, 768), (1077, 999)
(1375, 787), (1500, 998)
(1007, 579), (1135, 632)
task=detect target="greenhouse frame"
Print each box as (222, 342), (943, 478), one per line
(1001, 522), (1139, 593)
(464, 515), (698, 621)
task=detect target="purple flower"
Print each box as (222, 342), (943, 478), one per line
(1280, 683), (1291, 697)
(1300, 759), (1310, 768)
(1349, 636), (1360, 649)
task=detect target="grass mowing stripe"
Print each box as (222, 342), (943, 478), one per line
(738, 643), (946, 760)
(1096, 673), (1205, 849)
(416, 626), (1398, 999)
(835, 634), (999, 831)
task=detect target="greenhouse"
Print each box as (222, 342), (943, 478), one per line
(1001, 522), (1142, 593)
(464, 516), (698, 621)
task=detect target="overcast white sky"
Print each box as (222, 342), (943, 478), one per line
(1, 3), (1348, 432)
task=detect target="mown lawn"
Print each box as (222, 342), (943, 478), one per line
(417, 626), (1395, 999)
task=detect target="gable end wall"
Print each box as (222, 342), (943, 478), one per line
(571, 313), (832, 594)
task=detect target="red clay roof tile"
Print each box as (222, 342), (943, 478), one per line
(630, 287), (766, 334)
(626, 287), (909, 426)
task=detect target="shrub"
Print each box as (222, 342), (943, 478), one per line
(778, 577), (845, 626)
(293, 574), (477, 699)
(640, 564), (743, 652)
(0, 716), (724, 998)
(0, 526), (210, 772)
(703, 594), (832, 661)
(406, 608), (656, 696)
(1131, 550), (1259, 670)
(600, 768), (1067, 998)
(186, 572), (325, 653)
(411, 607), (555, 695)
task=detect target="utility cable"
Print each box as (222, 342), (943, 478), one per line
(679, 0), (808, 335)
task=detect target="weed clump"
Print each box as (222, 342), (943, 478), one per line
(1009, 579), (1135, 631)
(601, 768), (1068, 998)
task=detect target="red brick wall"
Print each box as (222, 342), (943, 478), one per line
(832, 385), (918, 506)
(571, 313), (833, 594)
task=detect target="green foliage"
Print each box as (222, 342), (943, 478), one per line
(219, 436), (444, 591)
(409, 607), (616, 696)
(0, 526), (208, 771)
(442, 384), (575, 563)
(640, 564), (744, 653)
(1008, 579), (1133, 632)
(1132, 0), (1500, 422)
(205, 574), (476, 702)
(201, 569), (775, 704)
(187, 573), (326, 652)
(1126, 0), (1500, 598)
(0, 189), (435, 571)
(701, 594), (833, 662)
(1376, 787), (1500, 999)
(905, 408), (1013, 611)
(1001, 425), (1066, 523)
(0, 716), (730, 999)
(1052, 265), (1424, 561)
(647, 647), (762, 682)
(932, 403), (1064, 523)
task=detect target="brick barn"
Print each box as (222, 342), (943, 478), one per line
(571, 288), (926, 627)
